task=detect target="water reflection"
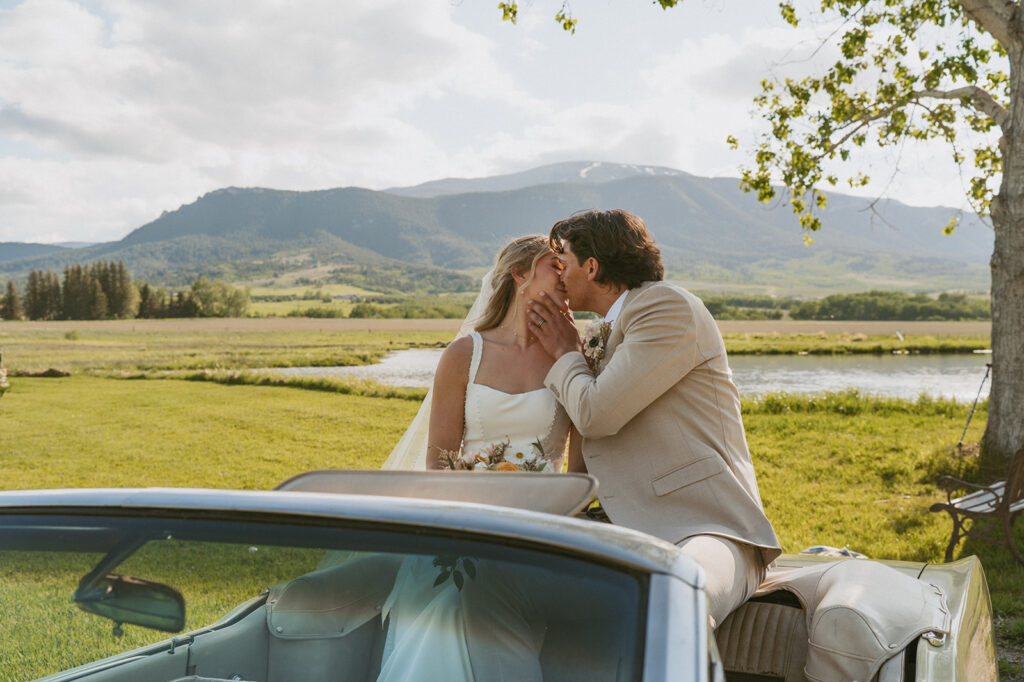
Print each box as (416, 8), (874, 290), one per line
(267, 350), (992, 401)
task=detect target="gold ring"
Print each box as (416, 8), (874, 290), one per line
(537, 319), (545, 327)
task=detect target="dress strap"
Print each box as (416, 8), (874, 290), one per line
(467, 332), (483, 384)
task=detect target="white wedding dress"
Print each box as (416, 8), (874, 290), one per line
(375, 331), (571, 682)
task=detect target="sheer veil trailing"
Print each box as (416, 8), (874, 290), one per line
(380, 270), (494, 471)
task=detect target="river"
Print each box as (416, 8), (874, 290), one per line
(267, 350), (993, 402)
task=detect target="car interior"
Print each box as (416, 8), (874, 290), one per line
(3, 513), (643, 682)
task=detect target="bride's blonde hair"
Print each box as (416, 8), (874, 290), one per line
(475, 235), (551, 332)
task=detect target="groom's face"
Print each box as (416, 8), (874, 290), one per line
(556, 240), (596, 312)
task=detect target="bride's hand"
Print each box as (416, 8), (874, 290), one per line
(526, 292), (581, 359)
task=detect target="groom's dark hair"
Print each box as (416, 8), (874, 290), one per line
(550, 209), (663, 288)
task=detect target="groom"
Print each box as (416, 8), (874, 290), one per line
(528, 208), (781, 627)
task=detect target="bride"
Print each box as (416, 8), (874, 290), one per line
(375, 234), (583, 682)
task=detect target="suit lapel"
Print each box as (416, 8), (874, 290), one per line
(603, 285), (645, 360)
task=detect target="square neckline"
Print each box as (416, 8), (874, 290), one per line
(468, 332), (549, 397)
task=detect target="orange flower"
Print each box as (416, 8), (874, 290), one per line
(494, 461), (519, 472)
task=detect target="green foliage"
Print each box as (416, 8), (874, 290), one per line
(722, 331), (988, 355)
(188, 277), (250, 317)
(324, 264), (477, 295)
(15, 263), (249, 320)
(183, 369), (426, 402)
(23, 269), (61, 320)
(1001, 617), (1024, 646)
(348, 299), (472, 320)
(743, 389), (967, 418)
(790, 290), (990, 321)
(697, 292), (797, 320)
(999, 659), (1024, 679)
(735, 1), (1007, 233)
(497, 1), (575, 32)
(498, 2), (517, 23)
(285, 305), (348, 319)
(20, 261), (138, 320)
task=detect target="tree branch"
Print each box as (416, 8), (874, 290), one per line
(916, 86), (1010, 128)
(956, 0), (1017, 50)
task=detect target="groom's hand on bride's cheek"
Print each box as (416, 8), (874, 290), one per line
(528, 292), (582, 359)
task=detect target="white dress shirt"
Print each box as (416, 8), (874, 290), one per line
(603, 290), (629, 330)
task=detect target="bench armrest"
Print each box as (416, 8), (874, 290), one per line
(936, 475), (1001, 505)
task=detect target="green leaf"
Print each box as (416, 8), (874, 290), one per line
(779, 2), (798, 27)
(498, 2), (518, 24)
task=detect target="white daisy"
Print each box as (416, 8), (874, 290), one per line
(506, 445), (536, 464)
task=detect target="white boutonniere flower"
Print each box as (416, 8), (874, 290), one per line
(583, 320), (612, 372)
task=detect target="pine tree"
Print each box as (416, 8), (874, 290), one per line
(114, 261), (138, 317)
(44, 270), (61, 320)
(62, 264), (91, 320)
(23, 270), (41, 320)
(1, 281), (23, 320)
(137, 282), (167, 318)
(87, 278), (108, 320)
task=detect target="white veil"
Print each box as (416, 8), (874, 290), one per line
(380, 270), (494, 471)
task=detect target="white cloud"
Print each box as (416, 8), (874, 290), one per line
(0, 0), (992, 243)
(0, 0), (531, 241)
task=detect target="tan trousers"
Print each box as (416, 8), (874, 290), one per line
(677, 533), (765, 629)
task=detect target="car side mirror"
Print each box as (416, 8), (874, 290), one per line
(74, 573), (186, 635)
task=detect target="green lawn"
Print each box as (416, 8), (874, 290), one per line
(0, 376), (416, 489)
(0, 319), (1017, 677)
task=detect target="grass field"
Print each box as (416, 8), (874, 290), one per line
(0, 319), (453, 374)
(0, 317), (1018, 678)
(0, 318), (991, 379)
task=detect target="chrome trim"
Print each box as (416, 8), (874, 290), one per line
(643, 573), (707, 681)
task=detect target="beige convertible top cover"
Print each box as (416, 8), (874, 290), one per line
(275, 470), (598, 517)
(757, 559), (950, 681)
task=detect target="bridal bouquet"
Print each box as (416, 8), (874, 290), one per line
(437, 438), (550, 472)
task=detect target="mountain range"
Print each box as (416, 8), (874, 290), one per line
(0, 161), (993, 294)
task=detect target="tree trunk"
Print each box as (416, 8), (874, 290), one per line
(984, 50), (1024, 460)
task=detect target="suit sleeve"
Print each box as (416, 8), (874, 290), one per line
(546, 286), (713, 439)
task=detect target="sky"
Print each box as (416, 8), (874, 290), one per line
(0, 0), (992, 244)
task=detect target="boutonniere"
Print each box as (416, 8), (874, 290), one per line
(582, 320), (611, 372)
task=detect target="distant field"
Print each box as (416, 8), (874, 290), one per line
(246, 283), (375, 298)
(247, 299), (356, 316)
(0, 318), (989, 376)
(717, 320), (991, 336)
(0, 319), (453, 374)
(0, 317), (991, 335)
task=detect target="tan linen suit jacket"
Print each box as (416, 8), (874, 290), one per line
(545, 281), (782, 564)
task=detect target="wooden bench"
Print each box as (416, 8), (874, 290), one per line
(930, 447), (1024, 566)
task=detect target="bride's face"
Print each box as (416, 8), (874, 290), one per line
(520, 252), (568, 307)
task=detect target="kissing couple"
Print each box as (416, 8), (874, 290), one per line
(378, 209), (781, 681)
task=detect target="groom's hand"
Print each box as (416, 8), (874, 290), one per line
(527, 292), (581, 359)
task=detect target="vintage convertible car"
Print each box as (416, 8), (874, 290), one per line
(0, 470), (997, 681)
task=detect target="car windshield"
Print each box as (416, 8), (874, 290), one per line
(0, 510), (645, 682)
